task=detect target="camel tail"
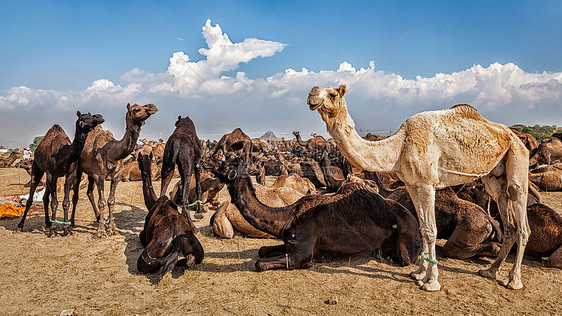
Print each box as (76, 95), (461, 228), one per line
(156, 234), (184, 283)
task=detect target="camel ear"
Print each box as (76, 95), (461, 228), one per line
(126, 103), (131, 111)
(76, 111), (81, 117)
(338, 85), (347, 97)
(149, 152), (153, 160)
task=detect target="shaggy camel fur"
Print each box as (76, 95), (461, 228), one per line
(160, 116), (202, 232)
(17, 112), (105, 235)
(529, 162), (562, 191)
(211, 157), (421, 270)
(138, 153), (204, 282)
(69, 103), (157, 237)
(309, 85), (529, 291)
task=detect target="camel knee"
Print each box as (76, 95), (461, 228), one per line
(420, 228), (437, 241)
(507, 184), (522, 201)
(98, 200), (106, 209)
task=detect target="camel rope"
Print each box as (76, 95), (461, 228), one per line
(49, 218), (71, 226)
(420, 251), (438, 265)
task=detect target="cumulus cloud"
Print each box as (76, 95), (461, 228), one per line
(1, 19), (561, 148)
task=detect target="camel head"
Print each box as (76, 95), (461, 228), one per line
(292, 131), (300, 138)
(126, 103), (159, 126)
(76, 111), (105, 133)
(208, 154), (248, 183)
(307, 85), (347, 117)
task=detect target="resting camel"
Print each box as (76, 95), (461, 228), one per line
(210, 156), (421, 270)
(160, 116), (202, 232)
(529, 137), (562, 168)
(69, 103), (157, 237)
(16, 112), (105, 235)
(524, 203), (562, 269)
(528, 162), (562, 191)
(308, 85), (529, 291)
(138, 153), (204, 282)
(211, 128), (252, 162)
(509, 129), (539, 158)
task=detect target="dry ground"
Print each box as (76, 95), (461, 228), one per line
(0, 167), (560, 315)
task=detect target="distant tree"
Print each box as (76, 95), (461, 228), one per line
(510, 124), (554, 140)
(29, 136), (44, 153)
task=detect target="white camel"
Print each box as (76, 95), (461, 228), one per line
(307, 85), (529, 291)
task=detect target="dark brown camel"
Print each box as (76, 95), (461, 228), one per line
(319, 151), (346, 192)
(16, 112), (105, 236)
(210, 156), (421, 271)
(211, 128), (252, 162)
(68, 103), (157, 238)
(384, 187), (503, 259)
(160, 116), (203, 232)
(138, 153), (204, 282)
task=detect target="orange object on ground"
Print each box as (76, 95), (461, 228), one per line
(0, 203), (24, 219)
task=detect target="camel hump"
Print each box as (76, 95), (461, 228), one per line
(449, 104), (484, 121)
(47, 124), (65, 135)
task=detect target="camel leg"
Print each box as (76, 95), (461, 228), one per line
(546, 247), (562, 269)
(406, 184), (440, 292)
(93, 176), (107, 238)
(193, 161), (204, 218)
(69, 168), (83, 227)
(258, 244), (287, 258)
(160, 154), (175, 197)
(106, 178), (119, 235)
(16, 163), (44, 232)
(43, 176), (57, 237)
(85, 176), (100, 221)
(62, 172), (74, 236)
(255, 247), (313, 271)
(180, 174), (198, 232)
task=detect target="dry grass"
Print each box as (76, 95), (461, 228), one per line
(0, 167), (561, 315)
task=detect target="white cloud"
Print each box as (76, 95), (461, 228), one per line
(1, 19), (562, 148)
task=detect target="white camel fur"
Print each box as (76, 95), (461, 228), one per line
(307, 85), (530, 291)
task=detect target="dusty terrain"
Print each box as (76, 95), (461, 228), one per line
(0, 167), (560, 315)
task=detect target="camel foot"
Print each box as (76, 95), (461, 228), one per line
(106, 219), (117, 235)
(184, 254), (196, 269)
(15, 226), (23, 233)
(410, 270), (426, 281)
(46, 226), (57, 237)
(194, 212), (204, 220)
(420, 280), (441, 292)
(506, 278), (523, 290)
(478, 268), (497, 280)
(61, 226), (73, 236)
(255, 261), (266, 272)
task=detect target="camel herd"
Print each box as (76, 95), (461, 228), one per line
(7, 85), (562, 291)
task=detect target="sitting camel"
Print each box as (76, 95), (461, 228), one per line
(211, 128), (252, 162)
(138, 153), (204, 282)
(524, 203), (562, 269)
(160, 116), (203, 232)
(17, 112), (105, 235)
(384, 187), (503, 259)
(529, 162), (562, 191)
(210, 156), (421, 270)
(529, 137), (562, 168)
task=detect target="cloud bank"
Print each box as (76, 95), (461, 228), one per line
(1, 19), (561, 148)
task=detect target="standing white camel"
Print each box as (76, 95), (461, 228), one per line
(307, 85), (529, 291)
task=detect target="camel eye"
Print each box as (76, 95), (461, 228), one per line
(329, 91), (338, 98)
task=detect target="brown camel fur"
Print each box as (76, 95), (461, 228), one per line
(160, 116), (202, 232)
(69, 103), (157, 237)
(210, 157), (421, 270)
(122, 159), (160, 182)
(210, 171), (305, 239)
(309, 85), (529, 291)
(510, 129), (539, 158)
(138, 153), (204, 282)
(319, 151), (346, 192)
(529, 162), (562, 191)
(17, 112), (105, 235)
(529, 138), (562, 168)
(385, 187), (503, 259)
(0, 151), (20, 167)
(524, 203), (562, 269)
(211, 128), (252, 162)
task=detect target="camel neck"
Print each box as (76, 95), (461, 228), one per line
(227, 172), (295, 237)
(68, 126), (90, 165)
(322, 103), (404, 173)
(111, 115), (142, 161)
(295, 134), (307, 147)
(140, 160), (158, 211)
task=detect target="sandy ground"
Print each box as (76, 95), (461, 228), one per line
(0, 167), (561, 315)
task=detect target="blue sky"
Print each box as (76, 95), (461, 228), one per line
(1, 0), (562, 148)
